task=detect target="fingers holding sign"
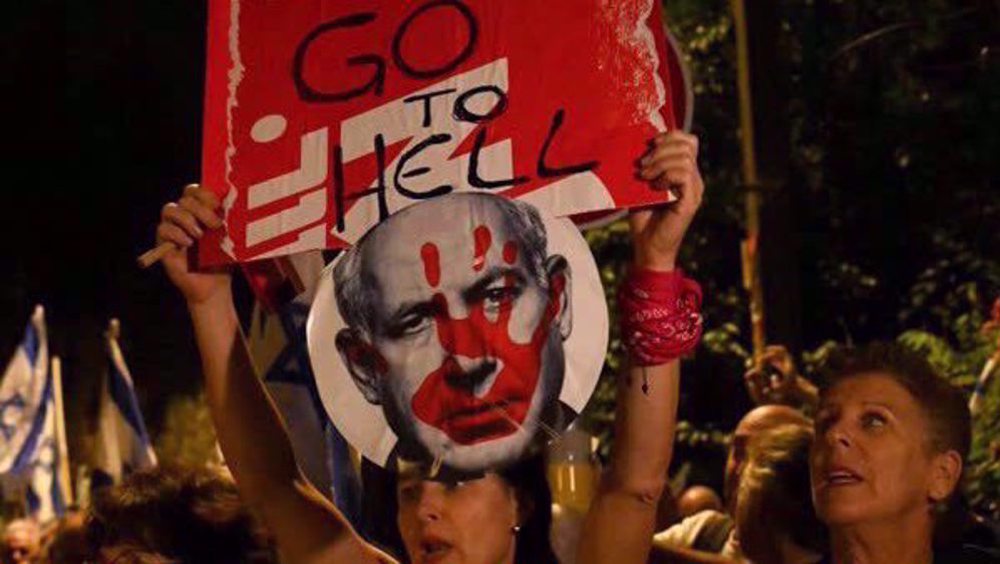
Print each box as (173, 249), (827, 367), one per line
(156, 185), (221, 250)
(631, 131), (705, 271)
(153, 184), (231, 306)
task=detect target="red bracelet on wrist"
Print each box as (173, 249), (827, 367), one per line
(618, 268), (703, 367)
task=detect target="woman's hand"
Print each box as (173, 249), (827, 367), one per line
(155, 184), (231, 306)
(632, 131), (704, 271)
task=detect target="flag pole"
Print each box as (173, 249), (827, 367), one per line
(51, 356), (74, 507)
(731, 0), (767, 361)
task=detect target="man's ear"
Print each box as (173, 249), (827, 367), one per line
(335, 329), (385, 405)
(927, 449), (963, 503)
(544, 255), (573, 340)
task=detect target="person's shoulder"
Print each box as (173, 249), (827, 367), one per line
(935, 544), (1000, 564)
(654, 510), (731, 549)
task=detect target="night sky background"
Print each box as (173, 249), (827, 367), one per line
(4, 3), (217, 457)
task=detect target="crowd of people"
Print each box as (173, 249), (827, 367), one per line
(2, 131), (997, 564)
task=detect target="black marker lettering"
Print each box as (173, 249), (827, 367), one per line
(404, 88), (458, 127)
(467, 129), (528, 189)
(395, 134), (455, 199)
(293, 13), (385, 103)
(392, 0), (478, 79)
(453, 85), (508, 124)
(333, 134), (389, 232)
(537, 109), (599, 178)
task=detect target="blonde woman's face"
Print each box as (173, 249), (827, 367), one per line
(809, 373), (943, 527)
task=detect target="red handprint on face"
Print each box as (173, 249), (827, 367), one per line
(473, 226), (492, 272)
(412, 226), (565, 445)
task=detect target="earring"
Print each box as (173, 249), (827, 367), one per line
(511, 524), (521, 535)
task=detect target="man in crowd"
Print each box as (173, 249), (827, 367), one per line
(653, 345), (814, 560)
(1, 519), (40, 564)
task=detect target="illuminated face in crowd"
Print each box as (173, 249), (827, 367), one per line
(809, 373), (960, 528)
(395, 470), (520, 564)
(335, 194), (572, 471)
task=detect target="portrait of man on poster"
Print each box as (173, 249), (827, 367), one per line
(329, 193), (581, 472)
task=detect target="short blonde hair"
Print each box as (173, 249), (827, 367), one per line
(736, 423), (826, 563)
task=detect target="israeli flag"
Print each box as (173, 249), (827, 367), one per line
(24, 379), (67, 522)
(0, 306), (50, 474)
(248, 251), (361, 525)
(0, 306), (66, 522)
(93, 319), (157, 486)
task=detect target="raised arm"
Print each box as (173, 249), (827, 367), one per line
(579, 132), (704, 564)
(156, 185), (392, 564)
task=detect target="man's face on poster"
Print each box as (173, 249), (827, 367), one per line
(335, 195), (573, 471)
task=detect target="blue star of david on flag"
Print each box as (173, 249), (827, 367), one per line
(0, 306), (67, 522)
(0, 394), (27, 442)
(0, 307), (50, 475)
(249, 274), (362, 528)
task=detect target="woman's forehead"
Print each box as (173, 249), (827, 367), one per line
(396, 469), (498, 488)
(821, 372), (918, 411)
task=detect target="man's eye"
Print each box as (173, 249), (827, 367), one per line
(484, 286), (521, 306)
(391, 315), (430, 337)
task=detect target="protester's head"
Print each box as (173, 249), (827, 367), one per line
(736, 423), (827, 564)
(677, 485), (724, 518)
(86, 466), (276, 564)
(725, 404), (811, 509)
(1, 519), (40, 564)
(810, 343), (968, 538)
(392, 454), (557, 564)
(334, 193), (573, 472)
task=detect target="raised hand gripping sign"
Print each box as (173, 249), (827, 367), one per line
(200, 0), (678, 265)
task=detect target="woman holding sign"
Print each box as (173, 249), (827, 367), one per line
(155, 130), (704, 564)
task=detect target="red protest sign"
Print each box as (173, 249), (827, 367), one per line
(201, 0), (678, 265)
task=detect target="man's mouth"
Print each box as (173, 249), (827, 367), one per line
(440, 398), (528, 445)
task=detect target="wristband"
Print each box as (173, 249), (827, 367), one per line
(618, 268), (703, 368)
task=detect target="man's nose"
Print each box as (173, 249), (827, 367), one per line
(444, 355), (498, 395)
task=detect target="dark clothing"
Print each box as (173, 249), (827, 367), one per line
(935, 544), (1000, 564)
(818, 544), (1000, 564)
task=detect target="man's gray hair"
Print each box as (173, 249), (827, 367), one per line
(333, 194), (550, 337)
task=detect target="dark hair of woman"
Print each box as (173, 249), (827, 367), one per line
(86, 465), (277, 564)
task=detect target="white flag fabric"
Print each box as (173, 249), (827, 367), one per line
(93, 320), (157, 485)
(0, 306), (67, 522)
(25, 380), (66, 522)
(0, 306), (49, 473)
